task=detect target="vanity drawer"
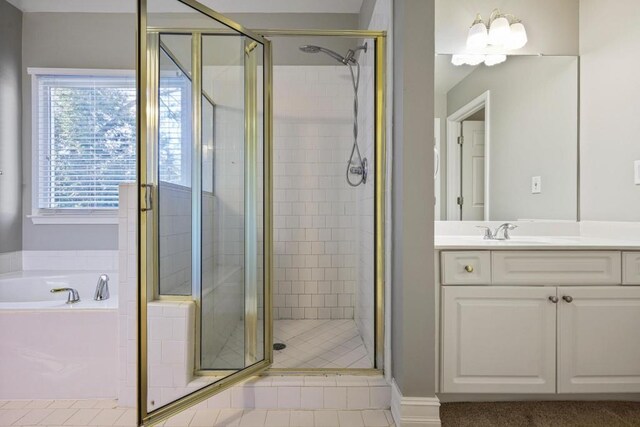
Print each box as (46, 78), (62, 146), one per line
(441, 251), (491, 285)
(492, 251), (622, 285)
(623, 252), (640, 285)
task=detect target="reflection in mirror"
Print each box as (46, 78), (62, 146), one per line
(434, 55), (578, 222)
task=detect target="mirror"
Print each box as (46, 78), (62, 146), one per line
(434, 55), (578, 221)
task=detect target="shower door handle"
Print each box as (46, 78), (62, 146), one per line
(140, 184), (153, 212)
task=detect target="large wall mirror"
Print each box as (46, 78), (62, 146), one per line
(434, 54), (579, 221)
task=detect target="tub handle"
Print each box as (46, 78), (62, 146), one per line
(51, 288), (80, 304)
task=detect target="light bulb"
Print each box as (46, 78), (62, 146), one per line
(451, 54), (486, 66)
(488, 15), (511, 46)
(466, 15), (488, 50)
(484, 54), (507, 66)
(506, 22), (528, 50)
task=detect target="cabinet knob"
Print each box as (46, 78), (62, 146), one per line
(562, 295), (573, 303)
(548, 296), (559, 303)
(464, 265), (474, 273)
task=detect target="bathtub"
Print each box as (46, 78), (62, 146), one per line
(0, 271), (119, 399)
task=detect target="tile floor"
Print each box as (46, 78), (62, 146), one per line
(208, 320), (372, 370)
(0, 400), (395, 426)
(272, 320), (372, 369)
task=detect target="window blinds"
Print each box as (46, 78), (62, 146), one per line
(36, 74), (137, 210)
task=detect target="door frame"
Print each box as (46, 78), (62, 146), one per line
(446, 91), (491, 220)
(137, 0), (273, 425)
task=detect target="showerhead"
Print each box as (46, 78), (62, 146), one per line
(299, 44), (349, 64)
(299, 45), (321, 53)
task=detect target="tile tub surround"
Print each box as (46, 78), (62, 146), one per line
(272, 66), (360, 321)
(19, 250), (118, 271)
(0, 251), (21, 274)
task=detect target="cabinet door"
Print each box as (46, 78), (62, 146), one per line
(441, 286), (557, 393)
(558, 286), (640, 393)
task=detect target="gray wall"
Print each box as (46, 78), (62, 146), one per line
(447, 56), (578, 221)
(580, 0), (640, 221)
(392, 0), (437, 397)
(22, 13), (136, 250)
(435, 0), (579, 55)
(0, 0), (23, 254)
(21, 12), (359, 250)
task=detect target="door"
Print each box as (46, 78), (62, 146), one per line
(460, 121), (485, 220)
(137, 0), (272, 425)
(441, 286), (557, 393)
(557, 286), (640, 393)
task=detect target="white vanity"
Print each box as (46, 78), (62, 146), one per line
(435, 235), (640, 397)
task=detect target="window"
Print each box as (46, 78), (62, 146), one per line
(32, 70), (137, 218)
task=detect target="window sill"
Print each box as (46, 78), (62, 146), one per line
(29, 214), (119, 225)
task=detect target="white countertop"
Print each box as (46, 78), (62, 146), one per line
(435, 235), (640, 250)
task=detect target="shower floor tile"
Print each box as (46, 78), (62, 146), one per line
(273, 319), (373, 369)
(205, 319), (373, 370)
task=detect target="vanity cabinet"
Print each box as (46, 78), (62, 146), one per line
(557, 286), (640, 393)
(440, 250), (640, 395)
(441, 286), (557, 393)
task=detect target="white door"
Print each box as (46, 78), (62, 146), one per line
(557, 286), (640, 393)
(460, 121), (485, 220)
(441, 286), (557, 393)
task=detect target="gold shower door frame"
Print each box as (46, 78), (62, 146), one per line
(137, 0), (273, 425)
(138, 0), (387, 422)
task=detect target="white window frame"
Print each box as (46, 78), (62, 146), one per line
(28, 68), (136, 225)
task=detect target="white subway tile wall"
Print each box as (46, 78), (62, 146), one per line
(355, 43), (376, 364)
(158, 182), (192, 295)
(272, 66), (363, 321)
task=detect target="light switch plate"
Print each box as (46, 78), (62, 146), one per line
(531, 176), (542, 194)
(635, 160), (640, 185)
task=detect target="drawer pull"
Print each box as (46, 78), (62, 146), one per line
(562, 295), (574, 303)
(549, 296), (559, 303)
(464, 265), (474, 273)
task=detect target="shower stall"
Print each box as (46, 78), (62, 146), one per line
(136, 0), (386, 425)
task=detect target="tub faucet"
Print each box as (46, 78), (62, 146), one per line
(51, 288), (80, 304)
(94, 274), (110, 301)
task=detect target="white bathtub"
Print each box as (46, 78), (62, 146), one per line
(0, 271), (119, 399)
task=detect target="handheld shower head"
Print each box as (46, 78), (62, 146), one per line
(299, 45), (321, 53)
(299, 44), (349, 64)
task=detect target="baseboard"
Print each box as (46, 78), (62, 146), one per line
(391, 380), (441, 426)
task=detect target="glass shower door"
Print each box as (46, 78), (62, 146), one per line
(137, 1), (272, 425)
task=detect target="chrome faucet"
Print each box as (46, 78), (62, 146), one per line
(476, 223), (518, 240)
(51, 287), (80, 304)
(494, 223), (518, 240)
(94, 274), (110, 301)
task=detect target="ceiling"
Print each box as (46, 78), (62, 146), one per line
(7, 0), (364, 13)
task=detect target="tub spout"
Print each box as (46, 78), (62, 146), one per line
(51, 287), (80, 304)
(94, 274), (110, 301)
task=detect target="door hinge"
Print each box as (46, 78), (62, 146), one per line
(457, 196), (464, 206)
(457, 136), (464, 145)
(141, 184), (153, 212)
